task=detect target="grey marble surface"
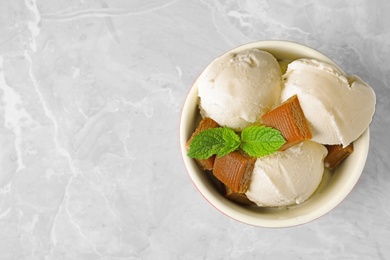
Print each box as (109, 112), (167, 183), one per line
(0, 0), (389, 259)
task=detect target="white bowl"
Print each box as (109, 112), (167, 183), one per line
(180, 40), (369, 228)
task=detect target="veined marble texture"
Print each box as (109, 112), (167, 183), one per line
(0, 0), (389, 259)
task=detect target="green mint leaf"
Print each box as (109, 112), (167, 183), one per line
(241, 125), (286, 157)
(218, 127), (241, 157)
(187, 127), (241, 159)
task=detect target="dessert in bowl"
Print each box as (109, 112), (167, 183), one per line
(180, 40), (375, 227)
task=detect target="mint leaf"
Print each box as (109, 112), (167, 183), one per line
(241, 125), (286, 157)
(187, 127), (241, 159)
(219, 127), (241, 157)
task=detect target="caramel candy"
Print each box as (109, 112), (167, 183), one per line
(222, 185), (255, 206)
(213, 150), (256, 193)
(324, 143), (354, 170)
(186, 117), (219, 170)
(262, 95), (312, 150)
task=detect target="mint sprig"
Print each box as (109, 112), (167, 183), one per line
(187, 125), (286, 159)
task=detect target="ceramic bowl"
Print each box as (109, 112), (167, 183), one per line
(180, 40), (369, 227)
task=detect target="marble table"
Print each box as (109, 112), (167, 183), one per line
(0, 0), (389, 259)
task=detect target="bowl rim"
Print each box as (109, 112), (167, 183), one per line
(180, 40), (370, 228)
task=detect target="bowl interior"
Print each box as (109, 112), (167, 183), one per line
(180, 40), (369, 227)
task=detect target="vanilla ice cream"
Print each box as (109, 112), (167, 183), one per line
(197, 48), (282, 131)
(245, 141), (328, 207)
(281, 59), (376, 147)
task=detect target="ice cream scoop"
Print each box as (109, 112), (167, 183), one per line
(197, 48), (282, 131)
(245, 140), (328, 207)
(281, 59), (376, 147)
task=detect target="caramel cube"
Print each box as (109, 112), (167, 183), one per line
(212, 150), (256, 193)
(222, 185), (255, 206)
(261, 95), (312, 150)
(324, 143), (354, 170)
(186, 117), (219, 170)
